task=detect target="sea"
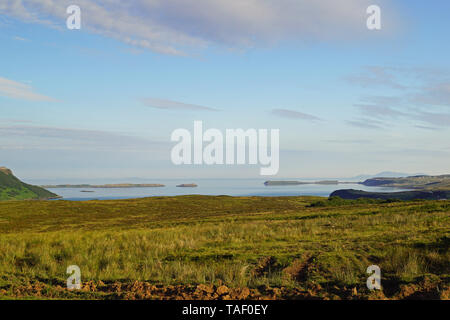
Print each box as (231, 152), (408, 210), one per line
(41, 178), (410, 201)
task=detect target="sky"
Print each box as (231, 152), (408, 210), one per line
(0, 0), (449, 182)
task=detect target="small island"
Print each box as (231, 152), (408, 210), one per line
(42, 183), (165, 188)
(264, 180), (339, 186)
(176, 184), (198, 188)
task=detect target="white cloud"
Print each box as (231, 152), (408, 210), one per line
(0, 0), (396, 55)
(0, 76), (58, 102)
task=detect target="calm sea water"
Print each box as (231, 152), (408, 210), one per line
(46, 179), (409, 201)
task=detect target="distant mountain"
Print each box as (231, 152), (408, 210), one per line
(0, 167), (59, 201)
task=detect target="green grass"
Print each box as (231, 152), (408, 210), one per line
(0, 195), (448, 299)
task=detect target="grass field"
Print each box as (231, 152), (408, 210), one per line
(0, 195), (449, 300)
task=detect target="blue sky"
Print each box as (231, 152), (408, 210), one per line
(0, 0), (449, 181)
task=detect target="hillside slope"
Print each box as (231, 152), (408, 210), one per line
(0, 167), (59, 200)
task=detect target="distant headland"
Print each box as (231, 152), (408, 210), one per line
(265, 175), (450, 200)
(332, 175), (450, 200)
(359, 175), (450, 190)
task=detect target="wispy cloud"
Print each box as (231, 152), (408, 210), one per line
(414, 125), (439, 131)
(0, 118), (33, 124)
(354, 105), (450, 129)
(412, 82), (450, 107)
(13, 36), (28, 41)
(272, 108), (321, 121)
(360, 95), (403, 105)
(345, 66), (407, 90)
(0, 125), (165, 151)
(357, 107), (450, 129)
(414, 111), (450, 127)
(0, 76), (58, 102)
(346, 66), (450, 130)
(325, 139), (372, 144)
(346, 118), (384, 129)
(0, 0), (396, 55)
(354, 104), (408, 119)
(142, 98), (218, 112)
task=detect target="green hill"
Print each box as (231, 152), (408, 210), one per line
(0, 167), (59, 200)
